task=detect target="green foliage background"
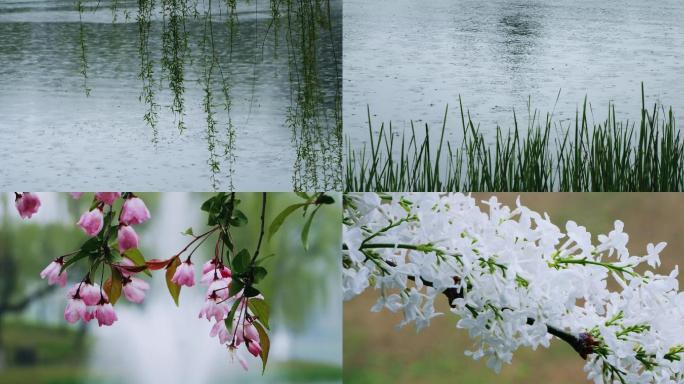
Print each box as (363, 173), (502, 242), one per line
(0, 192), (341, 384)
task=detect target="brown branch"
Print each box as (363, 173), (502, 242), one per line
(0, 284), (56, 314)
(384, 260), (593, 359)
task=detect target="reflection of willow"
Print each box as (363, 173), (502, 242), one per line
(75, 0), (340, 190)
(285, 0), (342, 191)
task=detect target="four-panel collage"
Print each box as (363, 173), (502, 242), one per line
(1, 1), (684, 383)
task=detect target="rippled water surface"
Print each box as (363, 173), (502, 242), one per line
(344, 0), (684, 148)
(0, 0), (341, 190)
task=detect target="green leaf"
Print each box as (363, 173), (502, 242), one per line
(295, 192), (310, 200)
(200, 195), (215, 212)
(252, 320), (270, 374)
(248, 298), (270, 330)
(315, 194), (335, 205)
(108, 267), (123, 305)
(60, 249), (92, 273)
(123, 248), (151, 277)
(224, 299), (241, 332)
(80, 237), (101, 252)
(255, 253), (275, 266)
(301, 205), (322, 251)
(233, 249), (251, 274)
(251, 266), (268, 283)
(228, 279), (244, 298)
(230, 209), (248, 227)
(165, 257), (182, 306)
(244, 286), (260, 298)
(182, 227), (194, 236)
(268, 203), (306, 240)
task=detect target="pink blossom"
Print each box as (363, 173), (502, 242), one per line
(120, 197), (150, 226)
(117, 225), (139, 252)
(95, 192), (121, 206)
(79, 283), (103, 306)
(94, 302), (118, 327)
(199, 297), (229, 322)
(64, 297), (87, 323)
(70, 192), (83, 199)
(210, 321), (232, 344)
(77, 208), (104, 236)
(206, 278), (231, 300)
(40, 259), (67, 287)
(201, 260), (232, 285)
(15, 192), (41, 219)
(202, 260), (217, 274)
(246, 340), (262, 357)
(171, 260), (195, 287)
(84, 309), (96, 322)
(117, 257), (137, 278)
(202, 259), (231, 276)
(244, 323), (260, 342)
(123, 277), (149, 303)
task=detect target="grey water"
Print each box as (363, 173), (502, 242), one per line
(344, 0), (684, 149)
(0, 0), (341, 191)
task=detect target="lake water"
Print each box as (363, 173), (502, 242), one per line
(344, 0), (684, 149)
(0, 0), (341, 191)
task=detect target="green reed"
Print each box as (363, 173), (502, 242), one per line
(346, 85), (683, 192)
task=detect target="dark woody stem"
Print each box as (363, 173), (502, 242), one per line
(410, 272), (593, 359)
(343, 243), (425, 252)
(250, 192), (267, 265)
(348, 245), (596, 360)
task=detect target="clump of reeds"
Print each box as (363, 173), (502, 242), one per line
(345, 85), (683, 192)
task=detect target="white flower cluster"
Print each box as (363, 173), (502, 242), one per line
(342, 193), (684, 383)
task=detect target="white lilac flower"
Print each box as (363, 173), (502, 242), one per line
(343, 193), (684, 383)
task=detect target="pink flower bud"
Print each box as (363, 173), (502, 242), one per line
(246, 340), (262, 357)
(95, 192), (121, 206)
(40, 259), (67, 287)
(120, 197), (150, 226)
(117, 225), (139, 252)
(201, 260), (232, 285)
(171, 260), (195, 287)
(70, 192), (83, 199)
(15, 192), (41, 219)
(80, 283), (103, 306)
(84, 309), (96, 322)
(123, 277), (149, 303)
(77, 208), (104, 236)
(64, 298), (86, 324)
(94, 302), (118, 327)
(244, 323), (260, 343)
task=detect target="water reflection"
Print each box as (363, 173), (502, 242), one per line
(496, 3), (542, 60)
(344, 0), (684, 150)
(0, 0), (341, 191)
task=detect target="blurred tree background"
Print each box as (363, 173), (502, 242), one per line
(0, 192), (341, 384)
(344, 193), (684, 384)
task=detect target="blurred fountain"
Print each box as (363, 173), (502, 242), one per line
(87, 193), (241, 384)
(0, 192), (341, 383)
